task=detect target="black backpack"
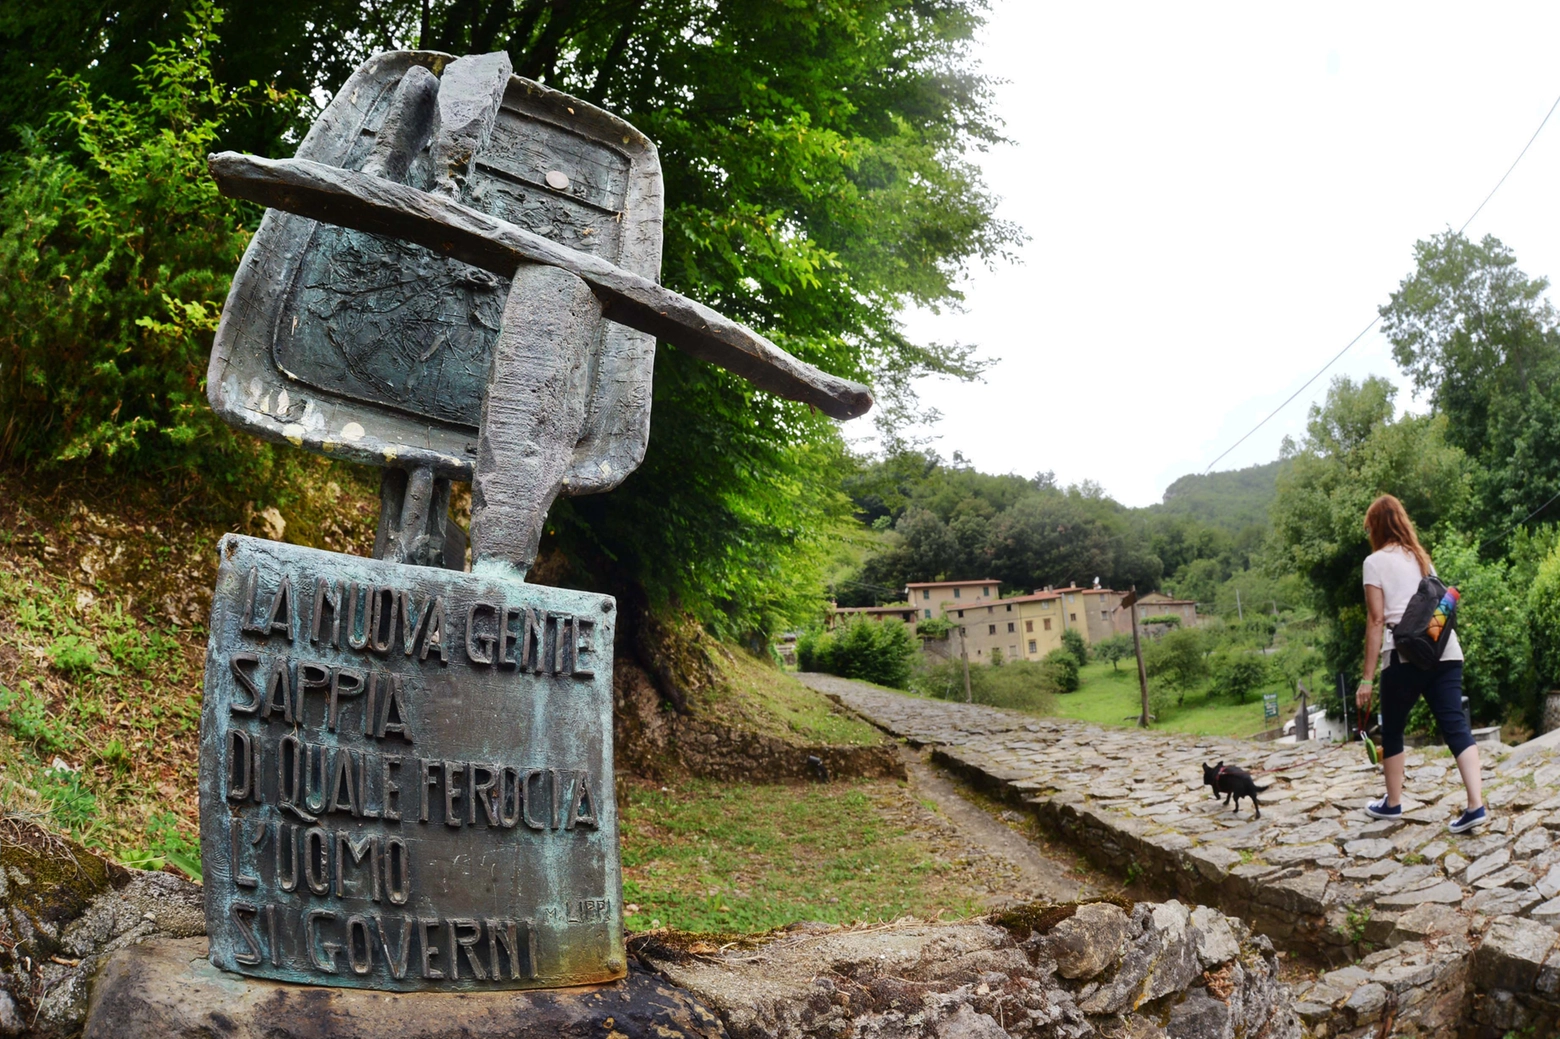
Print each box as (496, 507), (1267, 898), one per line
(1392, 574), (1459, 671)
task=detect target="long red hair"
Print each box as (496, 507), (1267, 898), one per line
(1365, 494), (1431, 576)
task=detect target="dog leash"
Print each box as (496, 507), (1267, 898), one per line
(1358, 688), (1380, 765)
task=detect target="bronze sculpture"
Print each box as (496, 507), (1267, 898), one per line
(198, 50), (871, 992)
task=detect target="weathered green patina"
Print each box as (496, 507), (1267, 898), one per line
(200, 535), (622, 990)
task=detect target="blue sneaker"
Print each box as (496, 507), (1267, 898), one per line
(1449, 806), (1487, 834)
(1365, 797), (1402, 820)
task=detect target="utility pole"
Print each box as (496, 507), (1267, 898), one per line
(960, 628), (972, 703)
(1124, 588), (1150, 728)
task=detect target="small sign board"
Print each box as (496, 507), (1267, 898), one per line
(199, 534), (622, 991)
(1263, 692), (1279, 721)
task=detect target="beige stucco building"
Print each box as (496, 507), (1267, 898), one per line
(1114, 592), (1198, 634)
(904, 579), (1001, 620)
(946, 590), (1077, 663)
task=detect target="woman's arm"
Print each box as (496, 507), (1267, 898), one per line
(1357, 583), (1386, 710)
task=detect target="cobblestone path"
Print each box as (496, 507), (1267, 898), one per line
(798, 674), (1560, 1037)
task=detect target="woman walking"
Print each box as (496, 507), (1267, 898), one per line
(1356, 494), (1486, 833)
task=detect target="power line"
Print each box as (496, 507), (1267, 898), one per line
(1202, 315), (1381, 473)
(1478, 486), (1560, 553)
(1204, 89), (1560, 474)
(1458, 92), (1560, 236)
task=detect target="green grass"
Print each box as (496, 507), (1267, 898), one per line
(619, 777), (984, 933)
(1052, 661), (1296, 739)
(706, 649), (885, 746)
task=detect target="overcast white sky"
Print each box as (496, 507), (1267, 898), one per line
(883, 2), (1560, 507)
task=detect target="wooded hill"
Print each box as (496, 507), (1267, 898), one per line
(835, 454), (1284, 610)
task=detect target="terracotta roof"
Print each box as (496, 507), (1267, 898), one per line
(905, 579), (1001, 589)
(833, 604), (916, 613)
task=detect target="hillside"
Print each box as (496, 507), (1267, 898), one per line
(1144, 460), (1285, 533)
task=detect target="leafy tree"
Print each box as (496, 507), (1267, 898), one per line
(1210, 651), (1270, 704)
(1095, 633), (1134, 672)
(1060, 627), (1089, 668)
(1144, 627), (1209, 707)
(796, 618), (917, 689)
(1038, 648), (1080, 694)
(1272, 642), (1323, 697)
(1433, 532), (1534, 724)
(5, 3), (1020, 673)
(1164, 557), (1224, 608)
(1267, 375), (1468, 677)
(914, 657), (1055, 713)
(0, 4), (281, 483)
(1381, 231), (1560, 537)
(1528, 543), (1560, 693)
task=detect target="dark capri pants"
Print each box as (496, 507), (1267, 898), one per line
(1380, 656), (1474, 759)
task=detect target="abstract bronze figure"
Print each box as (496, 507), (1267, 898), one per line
(198, 50), (871, 993)
(206, 48), (870, 577)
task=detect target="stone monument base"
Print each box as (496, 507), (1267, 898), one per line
(83, 938), (724, 1039)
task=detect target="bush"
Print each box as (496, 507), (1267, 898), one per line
(1038, 648), (1080, 693)
(1095, 633), (1134, 671)
(913, 658), (1056, 714)
(796, 618), (917, 689)
(1144, 626), (1209, 707)
(1060, 627), (1090, 668)
(0, 3), (287, 482)
(1141, 614), (1183, 628)
(1435, 532), (1533, 725)
(1532, 544), (1560, 689)
(916, 616), (953, 639)
(1210, 651), (1271, 704)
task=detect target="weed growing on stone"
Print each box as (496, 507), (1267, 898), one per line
(1341, 904), (1372, 947)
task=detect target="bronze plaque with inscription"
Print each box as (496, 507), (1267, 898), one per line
(199, 534), (623, 991)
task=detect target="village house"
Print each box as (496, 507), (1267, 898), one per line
(825, 603), (919, 628)
(945, 591), (1070, 662)
(1115, 591), (1199, 634)
(904, 579), (1001, 619)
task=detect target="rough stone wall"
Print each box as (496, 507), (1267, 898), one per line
(642, 900), (1299, 1039)
(0, 821), (201, 1038)
(614, 662), (904, 782)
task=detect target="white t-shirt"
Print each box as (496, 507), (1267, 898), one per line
(1362, 544), (1462, 662)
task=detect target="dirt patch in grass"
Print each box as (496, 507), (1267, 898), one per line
(619, 775), (1039, 934)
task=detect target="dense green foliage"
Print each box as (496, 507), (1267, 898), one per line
(1094, 633), (1133, 672)
(796, 618), (917, 689)
(840, 458), (1171, 603)
(1038, 648), (1080, 693)
(1382, 232), (1560, 537)
(914, 656), (1058, 712)
(1059, 627), (1089, 668)
(1143, 627), (1209, 709)
(0, 7), (275, 479)
(1210, 652), (1270, 705)
(1, 1), (1016, 645)
(1267, 375), (1469, 677)
(1263, 231), (1560, 727)
(837, 450), (1282, 610)
(1150, 461), (1284, 533)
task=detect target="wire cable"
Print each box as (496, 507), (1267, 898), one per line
(1478, 486), (1560, 552)
(1204, 89), (1560, 474)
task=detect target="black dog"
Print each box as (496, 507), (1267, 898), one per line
(1202, 761), (1268, 819)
